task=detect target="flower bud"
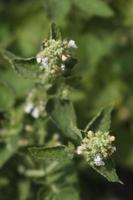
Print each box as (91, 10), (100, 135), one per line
(68, 40), (78, 48)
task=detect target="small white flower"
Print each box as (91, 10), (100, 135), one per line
(110, 136), (115, 142)
(36, 57), (42, 64)
(31, 107), (40, 119)
(62, 55), (67, 61)
(42, 57), (49, 68)
(87, 130), (93, 137)
(68, 40), (78, 48)
(61, 64), (65, 71)
(76, 146), (85, 155)
(24, 102), (34, 114)
(94, 155), (105, 166)
(112, 146), (116, 152)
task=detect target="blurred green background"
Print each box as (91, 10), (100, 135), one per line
(1, 0), (133, 199)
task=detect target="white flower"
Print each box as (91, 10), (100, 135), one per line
(31, 107), (40, 119)
(68, 40), (78, 48)
(24, 102), (34, 114)
(110, 136), (115, 142)
(36, 57), (42, 64)
(76, 146), (85, 155)
(94, 155), (105, 166)
(42, 57), (49, 68)
(112, 146), (116, 152)
(61, 64), (65, 71)
(62, 55), (67, 61)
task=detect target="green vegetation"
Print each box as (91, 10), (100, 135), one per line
(0, 0), (133, 199)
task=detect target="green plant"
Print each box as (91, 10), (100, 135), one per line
(0, 23), (122, 200)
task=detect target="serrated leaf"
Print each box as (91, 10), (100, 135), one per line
(74, 0), (114, 18)
(29, 146), (72, 162)
(11, 57), (39, 79)
(92, 158), (122, 183)
(85, 106), (113, 132)
(0, 82), (15, 111)
(0, 49), (39, 79)
(46, 98), (82, 144)
(49, 23), (62, 40)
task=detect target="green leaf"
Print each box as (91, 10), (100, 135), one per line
(92, 158), (122, 183)
(0, 49), (39, 79)
(85, 106), (113, 132)
(74, 0), (114, 18)
(0, 49), (17, 60)
(29, 146), (73, 162)
(11, 57), (39, 79)
(44, 0), (71, 25)
(49, 23), (62, 40)
(0, 82), (15, 111)
(0, 135), (18, 168)
(39, 187), (80, 200)
(98, 106), (113, 132)
(0, 69), (33, 98)
(46, 98), (82, 144)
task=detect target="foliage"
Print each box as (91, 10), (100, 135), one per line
(1, 0), (133, 199)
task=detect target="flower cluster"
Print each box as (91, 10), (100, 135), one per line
(24, 89), (47, 119)
(36, 39), (77, 76)
(76, 130), (116, 167)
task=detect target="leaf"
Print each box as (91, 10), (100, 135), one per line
(74, 0), (114, 18)
(0, 135), (18, 168)
(49, 23), (62, 40)
(46, 98), (82, 144)
(11, 57), (39, 79)
(85, 106), (113, 132)
(0, 82), (15, 111)
(39, 187), (80, 200)
(56, 187), (80, 200)
(98, 106), (113, 132)
(29, 146), (73, 162)
(0, 49), (17, 60)
(44, 0), (71, 25)
(0, 49), (39, 79)
(92, 158), (122, 183)
(0, 70), (33, 98)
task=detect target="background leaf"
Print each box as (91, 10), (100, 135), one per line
(74, 0), (114, 17)
(46, 98), (82, 144)
(0, 135), (18, 168)
(0, 82), (15, 111)
(29, 146), (73, 162)
(85, 106), (113, 132)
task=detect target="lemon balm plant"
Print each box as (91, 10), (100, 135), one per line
(0, 23), (122, 200)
